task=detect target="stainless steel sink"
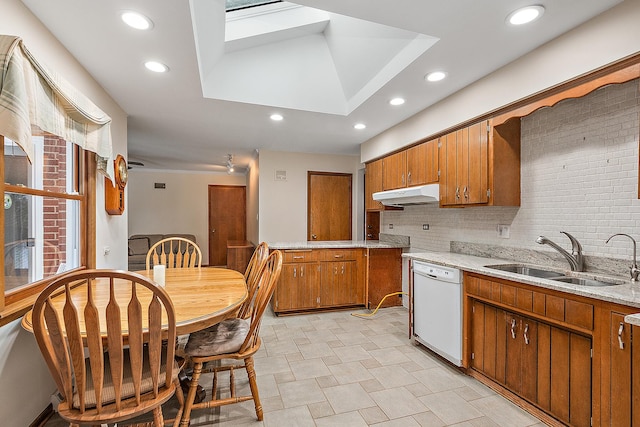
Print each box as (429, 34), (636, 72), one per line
(484, 264), (565, 279)
(551, 276), (620, 287)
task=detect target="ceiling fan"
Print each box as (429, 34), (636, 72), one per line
(127, 161), (144, 170)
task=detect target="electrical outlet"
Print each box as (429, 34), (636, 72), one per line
(497, 224), (510, 239)
(389, 224), (394, 230)
(422, 224), (429, 230)
(103, 246), (111, 256)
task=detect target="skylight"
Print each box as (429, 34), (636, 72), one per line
(226, 0), (281, 12)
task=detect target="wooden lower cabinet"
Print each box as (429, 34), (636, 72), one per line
(320, 260), (356, 307)
(471, 300), (591, 426)
(600, 308), (640, 426)
(273, 248), (367, 314)
(467, 273), (593, 426)
(367, 248), (402, 309)
(273, 262), (320, 312)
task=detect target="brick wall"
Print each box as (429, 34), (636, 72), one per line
(382, 79), (640, 262)
(42, 135), (67, 274)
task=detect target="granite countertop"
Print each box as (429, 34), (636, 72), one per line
(404, 251), (640, 311)
(268, 240), (408, 250)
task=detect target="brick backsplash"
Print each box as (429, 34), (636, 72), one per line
(382, 79), (640, 272)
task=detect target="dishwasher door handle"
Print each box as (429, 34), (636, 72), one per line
(414, 271), (439, 280)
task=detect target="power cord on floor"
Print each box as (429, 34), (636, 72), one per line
(351, 292), (408, 318)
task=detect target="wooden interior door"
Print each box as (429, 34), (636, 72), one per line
(307, 172), (352, 241)
(208, 185), (246, 266)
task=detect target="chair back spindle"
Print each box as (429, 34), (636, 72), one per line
(238, 242), (269, 319)
(32, 269), (178, 425)
(146, 237), (202, 270)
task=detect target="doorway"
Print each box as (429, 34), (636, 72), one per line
(208, 185), (246, 266)
(307, 172), (352, 241)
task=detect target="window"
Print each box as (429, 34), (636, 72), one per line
(1, 133), (93, 316)
(226, 0), (281, 12)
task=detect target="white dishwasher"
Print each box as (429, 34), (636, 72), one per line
(412, 260), (463, 366)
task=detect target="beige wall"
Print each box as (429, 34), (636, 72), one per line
(258, 150), (363, 242)
(246, 155), (260, 244)
(127, 169), (246, 263)
(0, 1), (129, 425)
(361, 0), (640, 162)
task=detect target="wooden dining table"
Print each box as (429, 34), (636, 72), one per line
(21, 267), (248, 337)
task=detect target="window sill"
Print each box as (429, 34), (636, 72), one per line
(0, 294), (38, 327)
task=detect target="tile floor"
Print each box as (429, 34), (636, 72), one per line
(45, 306), (546, 426)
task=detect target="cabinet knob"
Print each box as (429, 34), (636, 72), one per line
(311, 234), (317, 240)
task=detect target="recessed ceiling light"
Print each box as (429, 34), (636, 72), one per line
(270, 114), (283, 121)
(506, 5), (545, 26)
(121, 11), (153, 30)
(425, 71), (447, 82)
(354, 123), (366, 130)
(389, 97), (405, 106)
(144, 61), (168, 73)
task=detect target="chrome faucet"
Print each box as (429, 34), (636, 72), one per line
(536, 232), (584, 271)
(605, 233), (640, 281)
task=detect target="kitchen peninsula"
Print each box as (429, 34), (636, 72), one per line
(405, 249), (640, 427)
(268, 236), (408, 315)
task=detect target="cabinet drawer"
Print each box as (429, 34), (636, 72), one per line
(283, 250), (318, 263)
(565, 299), (594, 330)
(321, 249), (358, 261)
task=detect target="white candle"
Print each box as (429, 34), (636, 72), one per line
(153, 264), (166, 287)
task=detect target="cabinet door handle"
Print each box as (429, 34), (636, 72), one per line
(455, 187), (460, 200)
(510, 318), (517, 339)
(407, 171), (411, 184)
(463, 186), (469, 200)
(293, 255), (305, 260)
(524, 323), (530, 345)
(293, 267), (297, 278)
(334, 254), (344, 258)
(618, 322), (625, 349)
(341, 265), (345, 274)
(300, 266), (304, 278)
(401, 174), (405, 185)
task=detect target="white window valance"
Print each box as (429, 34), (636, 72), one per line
(0, 35), (113, 178)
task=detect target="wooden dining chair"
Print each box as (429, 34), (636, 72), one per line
(146, 237), (202, 270)
(180, 250), (283, 426)
(31, 269), (184, 427)
(238, 241), (269, 319)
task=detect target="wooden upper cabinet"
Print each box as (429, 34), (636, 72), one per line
(406, 139), (439, 187)
(365, 159), (384, 211)
(440, 119), (520, 207)
(440, 122), (488, 206)
(382, 150), (407, 190)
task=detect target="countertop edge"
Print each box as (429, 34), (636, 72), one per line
(404, 251), (640, 312)
(268, 240), (408, 250)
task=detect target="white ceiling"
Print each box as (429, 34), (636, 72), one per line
(20, 0), (621, 173)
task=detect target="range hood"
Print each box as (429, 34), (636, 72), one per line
(372, 184), (440, 206)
